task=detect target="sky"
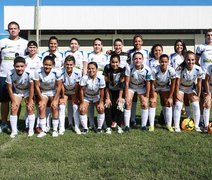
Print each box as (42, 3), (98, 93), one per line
(1, 0), (212, 34)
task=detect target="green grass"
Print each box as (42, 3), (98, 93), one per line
(0, 102), (212, 179)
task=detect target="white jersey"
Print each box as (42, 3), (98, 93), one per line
(63, 50), (87, 71)
(25, 54), (42, 73)
(170, 53), (184, 70)
(80, 74), (105, 98)
(176, 65), (202, 93)
(87, 52), (109, 74)
(0, 37), (28, 77)
(41, 50), (64, 70)
(151, 65), (176, 92)
(34, 67), (62, 96)
(146, 58), (160, 69)
(196, 44), (212, 79)
(6, 69), (33, 97)
(129, 64), (151, 91)
(127, 48), (149, 65)
(206, 64), (212, 93)
(61, 67), (82, 95)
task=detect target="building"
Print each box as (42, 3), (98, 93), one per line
(3, 1), (212, 54)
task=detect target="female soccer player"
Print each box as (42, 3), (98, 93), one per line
(103, 54), (126, 134)
(203, 64), (212, 132)
(87, 38), (108, 131)
(174, 51), (202, 132)
(79, 62), (105, 134)
(124, 52), (151, 131)
(59, 55), (82, 135)
(63, 38), (87, 129)
(6, 56), (35, 138)
(149, 54), (176, 132)
(41, 36), (64, 70)
(34, 54), (62, 137)
(147, 44), (163, 69)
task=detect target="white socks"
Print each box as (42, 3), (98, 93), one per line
(192, 101), (200, 128)
(40, 118), (47, 132)
(203, 108), (210, 128)
(59, 104), (66, 132)
(174, 101), (183, 129)
(124, 109), (131, 127)
(97, 113), (105, 129)
(165, 107), (172, 127)
(52, 119), (59, 132)
(10, 115), (18, 134)
(149, 107), (156, 126)
(80, 114), (88, 130)
(46, 107), (51, 129)
(73, 104), (80, 128)
(28, 114), (35, 132)
(141, 109), (148, 127)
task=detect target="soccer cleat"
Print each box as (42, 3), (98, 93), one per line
(81, 129), (88, 135)
(1, 123), (11, 133)
(141, 126), (148, 131)
(124, 126), (130, 132)
(59, 129), (65, 135)
(148, 126), (154, 132)
(194, 127), (202, 132)
(10, 132), (18, 138)
(37, 131), (47, 138)
(203, 127), (208, 133)
(46, 126), (51, 133)
(28, 131), (34, 137)
(74, 127), (81, 135)
(117, 126), (124, 134)
(166, 125), (174, 132)
(52, 131), (59, 137)
(174, 127), (181, 132)
(111, 121), (117, 128)
(97, 128), (102, 133)
(105, 127), (112, 134)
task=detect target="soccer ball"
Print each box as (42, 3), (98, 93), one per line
(181, 117), (194, 131)
(208, 122), (212, 134)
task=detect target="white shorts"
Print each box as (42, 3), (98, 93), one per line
(14, 91), (29, 99)
(129, 87), (146, 95)
(84, 95), (100, 103)
(41, 90), (55, 97)
(155, 86), (170, 92)
(179, 85), (195, 94)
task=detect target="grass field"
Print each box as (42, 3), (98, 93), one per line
(0, 102), (212, 179)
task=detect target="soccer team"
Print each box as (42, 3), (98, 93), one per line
(0, 21), (212, 138)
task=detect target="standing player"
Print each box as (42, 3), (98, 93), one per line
(196, 29), (212, 127)
(34, 55), (62, 137)
(103, 54), (126, 134)
(79, 62), (105, 134)
(87, 38), (108, 131)
(63, 38), (87, 129)
(6, 56), (35, 138)
(174, 51), (202, 132)
(59, 55), (82, 135)
(149, 54), (176, 132)
(127, 35), (149, 127)
(124, 52), (151, 131)
(0, 21), (28, 132)
(147, 44), (163, 69)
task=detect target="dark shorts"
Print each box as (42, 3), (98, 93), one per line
(0, 77), (10, 102)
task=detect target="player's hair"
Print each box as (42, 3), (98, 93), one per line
(64, 55), (76, 64)
(93, 38), (102, 45)
(132, 52), (143, 59)
(8, 21), (20, 30)
(174, 40), (187, 56)
(149, 44), (163, 58)
(48, 36), (59, 48)
(133, 34), (143, 42)
(159, 54), (169, 61)
(205, 28), (212, 37)
(69, 38), (79, 45)
(13, 56), (25, 65)
(114, 38), (123, 45)
(43, 53), (56, 65)
(88, 61), (98, 69)
(110, 53), (120, 63)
